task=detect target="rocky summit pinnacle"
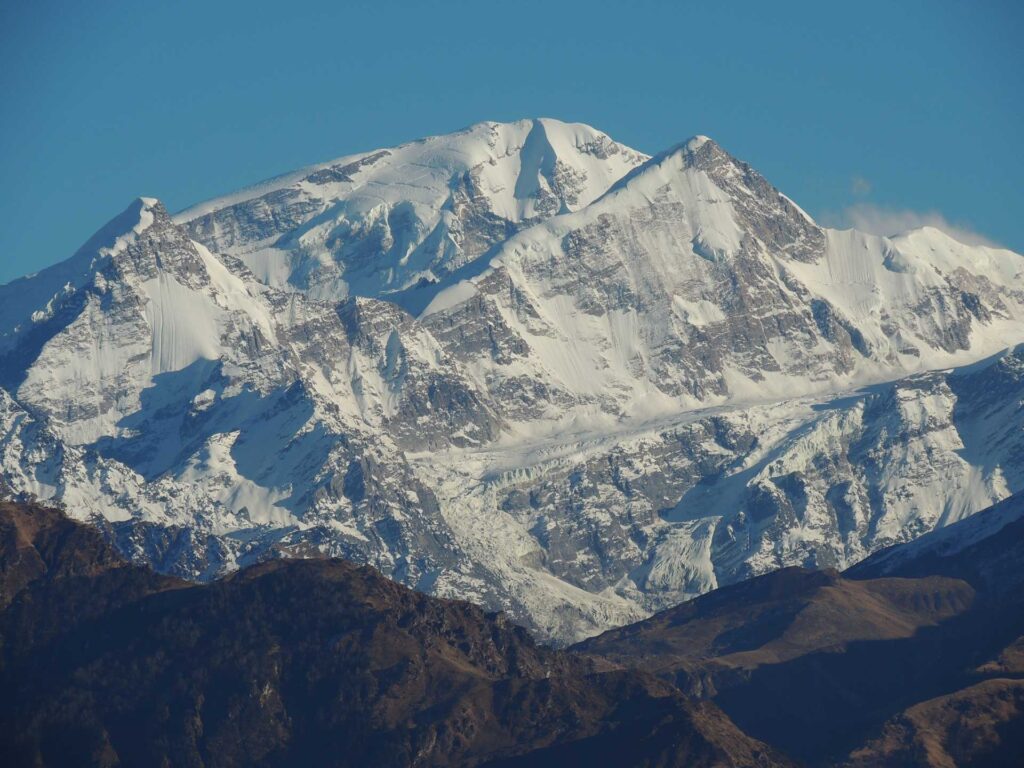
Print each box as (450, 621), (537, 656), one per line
(2, 120), (1024, 644)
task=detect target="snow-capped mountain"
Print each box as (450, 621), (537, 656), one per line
(2, 119), (1023, 644)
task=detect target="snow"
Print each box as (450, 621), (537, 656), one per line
(193, 241), (277, 343)
(419, 279), (479, 318)
(861, 492), (1024, 574)
(641, 519), (718, 594)
(598, 145), (746, 260)
(780, 193), (816, 224)
(173, 150), (384, 223)
(672, 295), (727, 327)
(177, 431), (295, 527)
(142, 272), (223, 374)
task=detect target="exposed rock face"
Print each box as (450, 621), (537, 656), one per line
(1, 120), (1023, 644)
(0, 501), (790, 768)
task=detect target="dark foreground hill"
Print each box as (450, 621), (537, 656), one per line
(577, 493), (1024, 767)
(0, 500), (787, 768)
(3, 495), (1023, 767)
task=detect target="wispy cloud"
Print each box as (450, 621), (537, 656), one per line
(819, 203), (1002, 248)
(850, 175), (872, 197)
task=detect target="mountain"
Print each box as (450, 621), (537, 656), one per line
(576, 492), (1024, 766)
(1, 119), (1023, 644)
(0, 500), (790, 768)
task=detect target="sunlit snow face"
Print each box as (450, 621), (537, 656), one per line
(176, 119), (648, 301)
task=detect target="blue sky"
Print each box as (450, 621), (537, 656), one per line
(1, 0), (1021, 284)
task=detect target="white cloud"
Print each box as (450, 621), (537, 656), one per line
(850, 175), (872, 197)
(819, 203), (1001, 248)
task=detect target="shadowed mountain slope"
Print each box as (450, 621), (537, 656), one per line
(0, 500), (789, 768)
(576, 493), (1024, 766)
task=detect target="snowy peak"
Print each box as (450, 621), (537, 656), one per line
(0, 197), (162, 344)
(99, 197), (209, 283)
(177, 119), (647, 300)
(509, 118), (584, 217)
(599, 133), (824, 263)
(73, 196), (161, 262)
(606, 133), (740, 187)
(500, 117), (643, 217)
(653, 132), (728, 169)
(422, 133), (1023, 412)
(0, 199), (284, 445)
(178, 118), (642, 223)
(601, 133), (722, 194)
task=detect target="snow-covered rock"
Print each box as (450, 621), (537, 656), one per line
(2, 120), (1023, 644)
(177, 118), (647, 301)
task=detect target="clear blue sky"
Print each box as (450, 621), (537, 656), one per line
(1, 0), (1021, 284)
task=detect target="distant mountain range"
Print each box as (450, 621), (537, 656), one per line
(2, 492), (1021, 766)
(1, 119), (1023, 644)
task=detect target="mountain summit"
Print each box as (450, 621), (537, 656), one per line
(1, 121), (1023, 643)
(177, 118), (648, 300)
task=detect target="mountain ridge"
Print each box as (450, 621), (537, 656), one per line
(0, 499), (791, 768)
(575, 491), (1024, 765)
(4, 493), (1022, 766)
